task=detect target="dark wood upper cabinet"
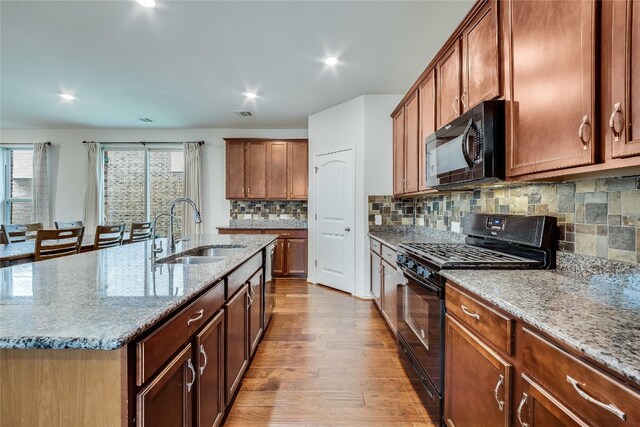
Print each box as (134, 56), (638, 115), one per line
(266, 141), (288, 199)
(224, 285), (249, 404)
(419, 71), (436, 193)
(246, 142), (267, 199)
(404, 91), (420, 194)
(225, 141), (245, 199)
(393, 108), (406, 196)
(196, 311), (225, 427)
(504, 0), (596, 176)
(288, 141), (309, 200)
(462, 0), (500, 111)
(610, 0), (640, 158)
(437, 40), (462, 129)
(248, 269), (264, 357)
(136, 344), (194, 427)
(444, 315), (511, 427)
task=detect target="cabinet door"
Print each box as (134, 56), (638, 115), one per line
(266, 141), (288, 199)
(444, 315), (511, 427)
(393, 108), (406, 195)
(404, 91), (420, 193)
(285, 238), (307, 276)
(516, 374), (587, 427)
(246, 142), (267, 199)
(462, 0), (499, 111)
(248, 269), (264, 357)
(196, 311), (225, 427)
(381, 261), (399, 334)
(136, 344), (194, 427)
(224, 285), (249, 403)
(610, 0), (640, 158)
(370, 252), (382, 308)
(505, 0), (595, 176)
(419, 71), (436, 192)
(288, 141), (309, 200)
(225, 142), (245, 199)
(272, 238), (286, 276)
(437, 40), (462, 128)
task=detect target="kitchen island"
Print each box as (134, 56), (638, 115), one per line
(0, 234), (277, 427)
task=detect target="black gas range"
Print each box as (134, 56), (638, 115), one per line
(394, 213), (557, 427)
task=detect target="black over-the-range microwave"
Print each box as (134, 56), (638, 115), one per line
(425, 99), (505, 190)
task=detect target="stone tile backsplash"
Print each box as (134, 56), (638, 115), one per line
(369, 176), (640, 264)
(230, 200), (307, 220)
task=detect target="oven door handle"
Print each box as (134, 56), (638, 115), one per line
(399, 266), (442, 297)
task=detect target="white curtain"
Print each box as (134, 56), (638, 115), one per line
(183, 141), (203, 235)
(83, 142), (100, 232)
(31, 142), (50, 227)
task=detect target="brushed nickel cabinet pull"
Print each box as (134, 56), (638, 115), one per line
(578, 115), (591, 149)
(494, 374), (505, 412)
(187, 309), (204, 325)
(186, 359), (196, 392)
(517, 393), (530, 427)
(461, 91), (468, 109)
(199, 344), (208, 375)
(461, 304), (480, 320)
(609, 102), (623, 142)
(566, 375), (626, 421)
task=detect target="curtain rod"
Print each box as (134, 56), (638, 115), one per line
(0, 142), (51, 146)
(82, 141), (204, 146)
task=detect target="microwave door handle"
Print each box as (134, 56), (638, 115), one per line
(461, 118), (475, 168)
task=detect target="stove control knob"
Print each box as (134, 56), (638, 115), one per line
(422, 268), (432, 279)
(407, 260), (416, 270)
(397, 255), (405, 265)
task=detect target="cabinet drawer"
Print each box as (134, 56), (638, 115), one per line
(227, 252), (262, 297)
(445, 284), (513, 355)
(268, 229), (307, 239)
(522, 328), (640, 426)
(381, 244), (397, 267)
(370, 238), (381, 255)
(137, 282), (224, 385)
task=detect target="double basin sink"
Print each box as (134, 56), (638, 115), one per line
(158, 246), (245, 265)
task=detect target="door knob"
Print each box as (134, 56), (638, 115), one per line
(345, 227), (351, 232)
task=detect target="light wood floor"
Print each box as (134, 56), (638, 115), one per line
(224, 279), (435, 427)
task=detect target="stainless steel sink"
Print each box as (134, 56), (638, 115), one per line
(186, 246), (244, 257)
(163, 256), (227, 265)
(157, 246), (245, 265)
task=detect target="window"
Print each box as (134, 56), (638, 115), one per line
(101, 146), (184, 236)
(2, 148), (34, 225)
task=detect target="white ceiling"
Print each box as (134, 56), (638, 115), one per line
(0, 0), (473, 129)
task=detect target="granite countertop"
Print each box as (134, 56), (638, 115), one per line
(0, 234), (277, 350)
(369, 226), (465, 249)
(369, 228), (640, 386)
(224, 219), (307, 229)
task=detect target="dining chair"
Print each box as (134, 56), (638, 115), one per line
(129, 222), (154, 243)
(93, 224), (126, 250)
(55, 220), (84, 229)
(2, 223), (44, 243)
(34, 227), (84, 261)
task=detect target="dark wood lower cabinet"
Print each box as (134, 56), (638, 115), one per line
(196, 311), (225, 427)
(444, 314), (511, 427)
(248, 269), (264, 357)
(224, 284), (249, 403)
(272, 238), (286, 276)
(284, 238), (307, 276)
(136, 344), (194, 427)
(517, 374), (586, 427)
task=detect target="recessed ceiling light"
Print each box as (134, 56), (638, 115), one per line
(324, 57), (339, 66)
(244, 92), (257, 99)
(59, 93), (76, 101)
(137, 0), (156, 8)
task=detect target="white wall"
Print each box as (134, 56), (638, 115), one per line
(307, 94), (400, 298)
(0, 128), (307, 233)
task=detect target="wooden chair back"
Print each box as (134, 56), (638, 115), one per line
(129, 222), (154, 243)
(2, 223), (43, 243)
(34, 227), (84, 261)
(94, 224), (126, 250)
(55, 220), (83, 229)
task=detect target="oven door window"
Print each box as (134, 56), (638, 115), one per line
(404, 281), (432, 350)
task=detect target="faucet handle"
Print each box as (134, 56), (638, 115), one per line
(153, 240), (163, 254)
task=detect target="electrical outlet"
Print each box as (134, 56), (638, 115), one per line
(244, 214), (252, 219)
(280, 213), (289, 219)
(451, 221), (461, 233)
(375, 215), (382, 225)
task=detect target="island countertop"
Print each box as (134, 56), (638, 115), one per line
(0, 234), (276, 351)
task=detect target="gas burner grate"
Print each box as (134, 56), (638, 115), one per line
(400, 243), (541, 267)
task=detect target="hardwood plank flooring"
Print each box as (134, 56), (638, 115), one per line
(224, 279), (435, 427)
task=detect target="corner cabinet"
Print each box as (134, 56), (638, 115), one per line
(225, 139), (308, 200)
(393, 108), (406, 196)
(504, 0), (596, 176)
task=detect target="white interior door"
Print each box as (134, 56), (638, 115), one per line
(314, 148), (354, 294)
